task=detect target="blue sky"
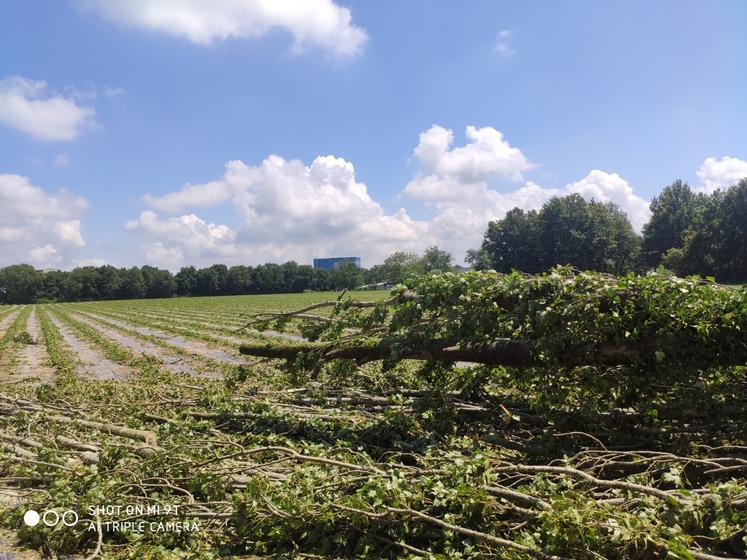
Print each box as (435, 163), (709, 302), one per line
(1, 0), (746, 269)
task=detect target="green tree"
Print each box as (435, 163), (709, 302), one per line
(118, 267), (146, 299)
(465, 248), (491, 270)
(39, 270), (68, 302)
(472, 194), (640, 275)
(479, 208), (540, 273)
(381, 252), (423, 284)
(96, 265), (124, 300)
(310, 268), (332, 291)
(280, 262), (315, 292)
(420, 246), (453, 273)
(225, 265), (253, 294)
(175, 266), (198, 296)
(537, 195), (639, 273)
(141, 266), (176, 298)
(195, 265), (227, 296)
(254, 263), (284, 293)
(0, 264), (41, 304)
(330, 261), (363, 290)
(363, 264), (387, 284)
(67, 267), (101, 301)
(640, 180), (704, 269)
(679, 179), (747, 282)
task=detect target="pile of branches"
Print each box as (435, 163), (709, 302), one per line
(240, 267), (747, 404)
(1, 364), (746, 560)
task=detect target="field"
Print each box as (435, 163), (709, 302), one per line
(0, 276), (745, 560)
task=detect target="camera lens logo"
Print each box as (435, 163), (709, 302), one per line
(24, 509), (78, 527)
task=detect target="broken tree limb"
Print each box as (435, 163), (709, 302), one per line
(46, 415), (158, 445)
(236, 290), (420, 332)
(239, 337), (661, 367)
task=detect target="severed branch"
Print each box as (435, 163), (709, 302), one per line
(239, 337), (668, 367)
(236, 290), (420, 332)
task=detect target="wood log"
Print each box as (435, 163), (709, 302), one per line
(239, 338), (654, 367)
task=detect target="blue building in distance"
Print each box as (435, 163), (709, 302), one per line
(313, 257), (361, 271)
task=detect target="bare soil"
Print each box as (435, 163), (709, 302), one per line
(46, 313), (130, 381)
(81, 312), (248, 366)
(5, 309), (57, 386)
(71, 312), (200, 376)
(0, 308), (21, 340)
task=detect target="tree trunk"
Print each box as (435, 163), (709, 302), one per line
(239, 338), (655, 367)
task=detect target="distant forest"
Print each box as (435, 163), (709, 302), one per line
(1, 179), (745, 304)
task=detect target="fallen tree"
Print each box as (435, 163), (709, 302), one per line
(239, 337), (661, 366)
(240, 267), (747, 403)
(240, 267), (747, 366)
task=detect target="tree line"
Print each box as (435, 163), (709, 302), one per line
(0, 247), (456, 305)
(468, 178), (747, 283)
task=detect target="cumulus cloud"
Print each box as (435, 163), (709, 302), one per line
(127, 210), (250, 268)
(126, 211), (237, 259)
(0, 76), (96, 141)
(132, 154), (426, 268)
(696, 156), (747, 193)
(30, 245), (62, 266)
(0, 174), (89, 267)
(142, 162), (239, 212)
(400, 125), (651, 260)
(411, 125), (532, 184)
(54, 220), (86, 247)
(405, 170), (650, 260)
(79, 0), (367, 57)
(132, 125), (655, 268)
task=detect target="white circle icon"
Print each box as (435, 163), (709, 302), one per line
(23, 510), (40, 527)
(62, 510), (79, 527)
(43, 510), (60, 527)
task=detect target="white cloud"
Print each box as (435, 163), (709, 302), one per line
(0, 174), (89, 267)
(403, 179), (558, 262)
(404, 170), (650, 260)
(401, 125), (651, 260)
(30, 244), (62, 266)
(126, 211), (245, 268)
(143, 243), (185, 268)
(64, 82), (126, 101)
(495, 29), (514, 56)
(565, 170), (651, 232)
(0, 227), (25, 242)
(142, 164), (238, 212)
(79, 0), (367, 57)
(54, 220), (86, 247)
(0, 174), (88, 221)
(73, 258), (107, 268)
(0, 76), (96, 141)
(132, 154), (426, 268)
(696, 156), (747, 193)
(132, 125), (654, 268)
(126, 211), (236, 251)
(412, 125), (532, 184)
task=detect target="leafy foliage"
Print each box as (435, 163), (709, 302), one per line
(273, 267), (747, 408)
(1, 284), (745, 559)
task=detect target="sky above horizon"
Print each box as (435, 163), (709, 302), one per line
(2, 0), (747, 271)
